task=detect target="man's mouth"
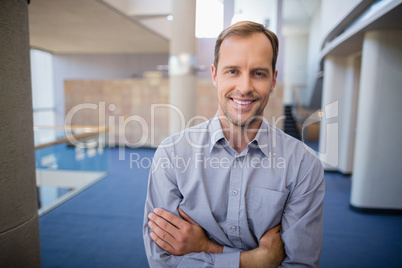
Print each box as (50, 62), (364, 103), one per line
(232, 98), (253, 105)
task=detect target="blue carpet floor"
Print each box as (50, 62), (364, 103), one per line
(39, 147), (402, 267)
(39, 147), (152, 268)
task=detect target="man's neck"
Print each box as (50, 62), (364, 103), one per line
(219, 117), (262, 154)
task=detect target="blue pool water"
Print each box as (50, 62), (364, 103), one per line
(35, 143), (109, 171)
(35, 143), (110, 211)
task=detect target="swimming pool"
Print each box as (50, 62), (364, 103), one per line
(35, 139), (109, 216)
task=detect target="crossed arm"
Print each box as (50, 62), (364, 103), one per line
(144, 143), (324, 267)
(147, 207), (285, 268)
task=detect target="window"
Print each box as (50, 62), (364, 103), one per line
(30, 49), (55, 126)
(196, 0), (224, 38)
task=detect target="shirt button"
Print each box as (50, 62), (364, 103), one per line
(231, 226), (237, 231)
(232, 190), (238, 196)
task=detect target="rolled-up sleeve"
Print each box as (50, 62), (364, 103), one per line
(280, 155), (325, 268)
(143, 144), (241, 268)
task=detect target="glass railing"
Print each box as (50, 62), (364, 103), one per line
(34, 126), (109, 216)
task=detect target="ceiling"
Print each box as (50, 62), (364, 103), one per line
(283, 0), (319, 24)
(28, 0), (319, 54)
(282, 0), (320, 34)
(28, 0), (170, 54)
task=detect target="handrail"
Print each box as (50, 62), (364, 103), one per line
(291, 84), (317, 123)
(34, 126), (108, 150)
(320, 0), (402, 61)
(34, 125), (106, 130)
(321, 0), (376, 49)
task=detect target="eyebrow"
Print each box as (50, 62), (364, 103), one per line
(222, 65), (240, 71)
(222, 65), (271, 74)
(251, 67), (270, 73)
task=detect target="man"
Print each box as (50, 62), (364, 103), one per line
(143, 21), (325, 267)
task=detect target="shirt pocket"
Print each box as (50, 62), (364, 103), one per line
(246, 187), (288, 240)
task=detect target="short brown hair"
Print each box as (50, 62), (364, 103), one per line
(214, 21), (279, 74)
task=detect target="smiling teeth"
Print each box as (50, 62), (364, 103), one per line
(233, 99), (252, 105)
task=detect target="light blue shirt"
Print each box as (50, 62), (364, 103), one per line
(143, 115), (325, 267)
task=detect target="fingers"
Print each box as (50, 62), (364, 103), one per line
(259, 224), (285, 265)
(178, 208), (198, 226)
(269, 224), (281, 233)
(148, 210), (183, 254)
(148, 208), (216, 256)
(148, 217), (173, 240)
(260, 224), (282, 244)
(147, 208), (190, 249)
(149, 230), (177, 254)
(154, 208), (187, 229)
(148, 211), (179, 238)
(147, 208), (195, 256)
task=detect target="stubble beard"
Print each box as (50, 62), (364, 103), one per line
(220, 99), (263, 129)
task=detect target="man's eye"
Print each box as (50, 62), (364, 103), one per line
(228, 70), (236, 74)
(255, 72), (264, 76)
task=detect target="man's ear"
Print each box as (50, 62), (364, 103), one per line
(270, 70), (278, 94)
(211, 64), (218, 88)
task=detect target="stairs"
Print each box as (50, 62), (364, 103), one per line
(284, 105), (301, 140)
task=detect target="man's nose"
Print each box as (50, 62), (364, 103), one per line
(236, 74), (253, 95)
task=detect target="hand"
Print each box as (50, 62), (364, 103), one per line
(258, 225), (285, 267)
(240, 225), (285, 268)
(148, 207), (223, 256)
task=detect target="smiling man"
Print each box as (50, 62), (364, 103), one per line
(143, 21), (325, 268)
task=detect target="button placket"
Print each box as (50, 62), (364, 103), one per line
(226, 156), (243, 247)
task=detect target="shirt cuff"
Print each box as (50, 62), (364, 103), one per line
(214, 251), (240, 268)
(223, 246), (242, 253)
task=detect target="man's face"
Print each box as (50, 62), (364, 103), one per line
(211, 32), (277, 128)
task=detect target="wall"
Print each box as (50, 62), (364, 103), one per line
(233, 0), (277, 27)
(53, 53), (169, 125)
(283, 33), (309, 105)
(53, 46), (217, 125)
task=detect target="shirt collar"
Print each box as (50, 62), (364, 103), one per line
(208, 114), (271, 157)
(250, 118), (270, 157)
(208, 114), (225, 154)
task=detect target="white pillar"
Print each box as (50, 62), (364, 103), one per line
(0, 0), (41, 266)
(350, 30), (402, 211)
(319, 54), (361, 173)
(319, 57), (341, 170)
(169, 0), (197, 135)
(338, 54), (360, 174)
